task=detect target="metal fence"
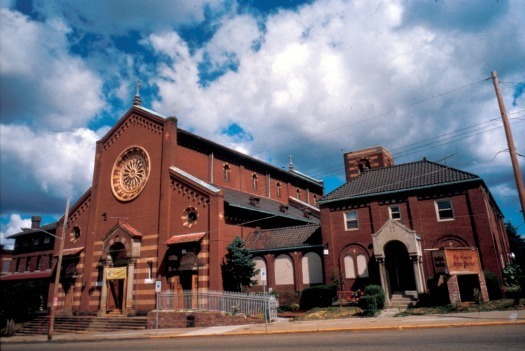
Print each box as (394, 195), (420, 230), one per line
(158, 290), (277, 321)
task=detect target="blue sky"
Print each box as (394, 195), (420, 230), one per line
(1, 0), (524, 248)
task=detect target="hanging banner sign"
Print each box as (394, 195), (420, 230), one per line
(106, 267), (127, 280)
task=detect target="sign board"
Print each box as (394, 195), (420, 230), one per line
(106, 266), (127, 280)
(155, 280), (162, 293)
(260, 268), (267, 282)
(432, 248), (482, 275)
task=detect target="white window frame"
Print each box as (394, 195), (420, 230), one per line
(389, 205), (402, 220)
(435, 199), (454, 221)
(344, 210), (359, 230)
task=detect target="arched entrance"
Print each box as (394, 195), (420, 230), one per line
(107, 242), (127, 315)
(384, 240), (416, 293)
(98, 222), (142, 317)
(372, 220), (425, 301)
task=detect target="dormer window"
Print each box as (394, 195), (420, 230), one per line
(279, 204), (288, 213)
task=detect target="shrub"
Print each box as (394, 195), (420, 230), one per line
(484, 271), (502, 300)
(363, 285), (385, 310)
(300, 285), (337, 310)
(358, 295), (378, 316)
(276, 291), (301, 311)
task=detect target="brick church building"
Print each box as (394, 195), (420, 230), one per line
(2, 98), (324, 316)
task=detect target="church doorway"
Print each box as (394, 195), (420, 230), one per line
(384, 240), (416, 293)
(106, 242), (128, 315)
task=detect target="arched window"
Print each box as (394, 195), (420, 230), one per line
(276, 181), (282, 197)
(302, 252), (323, 284)
(344, 255), (356, 279)
(357, 254), (369, 277)
(223, 164), (231, 182)
(252, 173), (258, 190)
(296, 189), (301, 200)
(275, 254), (294, 285)
(344, 254), (369, 279)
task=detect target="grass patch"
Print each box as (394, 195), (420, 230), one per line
(295, 306), (362, 320)
(396, 298), (525, 317)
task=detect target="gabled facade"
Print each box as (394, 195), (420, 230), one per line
(3, 102), (324, 317)
(319, 148), (511, 303)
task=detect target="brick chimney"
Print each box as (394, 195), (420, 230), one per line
(31, 216), (42, 229)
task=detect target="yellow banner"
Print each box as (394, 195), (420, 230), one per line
(106, 267), (127, 280)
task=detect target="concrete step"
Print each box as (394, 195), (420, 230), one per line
(15, 315), (148, 336)
(389, 292), (418, 309)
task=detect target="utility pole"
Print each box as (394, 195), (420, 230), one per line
(48, 197), (70, 341)
(491, 71), (525, 222)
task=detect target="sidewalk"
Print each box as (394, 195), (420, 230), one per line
(2, 309), (525, 343)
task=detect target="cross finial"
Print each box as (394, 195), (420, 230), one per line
(132, 80), (142, 106)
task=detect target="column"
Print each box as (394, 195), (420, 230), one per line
(411, 256), (424, 294)
(98, 265), (109, 317)
(125, 260), (136, 316)
(377, 258), (390, 303)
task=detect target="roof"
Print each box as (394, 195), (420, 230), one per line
(165, 232), (206, 245)
(245, 224), (321, 252)
(177, 129), (324, 191)
(222, 187), (320, 225)
(320, 159), (480, 203)
(8, 222), (58, 239)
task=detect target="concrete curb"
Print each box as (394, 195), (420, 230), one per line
(150, 320), (525, 339)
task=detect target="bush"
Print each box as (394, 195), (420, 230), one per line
(276, 291), (301, 311)
(484, 271), (502, 300)
(300, 285), (337, 310)
(358, 295), (378, 316)
(363, 285), (385, 310)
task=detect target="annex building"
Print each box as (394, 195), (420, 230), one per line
(318, 146), (512, 304)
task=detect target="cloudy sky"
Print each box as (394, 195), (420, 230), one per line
(1, 0), (524, 248)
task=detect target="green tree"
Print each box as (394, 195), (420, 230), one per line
(222, 236), (258, 292)
(506, 222), (525, 269)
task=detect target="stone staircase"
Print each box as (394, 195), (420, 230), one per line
(15, 315), (148, 336)
(388, 291), (418, 310)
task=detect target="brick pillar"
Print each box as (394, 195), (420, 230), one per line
(446, 275), (461, 306)
(291, 252), (303, 292)
(478, 272), (490, 301)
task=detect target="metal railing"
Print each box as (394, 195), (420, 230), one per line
(158, 290), (277, 321)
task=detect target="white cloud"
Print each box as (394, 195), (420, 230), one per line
(147, 0), (524, 173)
(0, 124), (100, 201)
(0, 214), (31, 250)
(0, 8), (105, 130)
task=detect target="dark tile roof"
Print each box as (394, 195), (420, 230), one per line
(245, 224), (321, 252)
(221, 187), (320, 225)
(320, 159), (480, 203)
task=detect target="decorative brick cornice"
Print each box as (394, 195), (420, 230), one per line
(103, 114), (163, 151)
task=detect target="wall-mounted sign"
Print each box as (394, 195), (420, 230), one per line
(260, 268), (267, 282)
(106, 266), (127, 280)
(432, 248), (481, 275)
